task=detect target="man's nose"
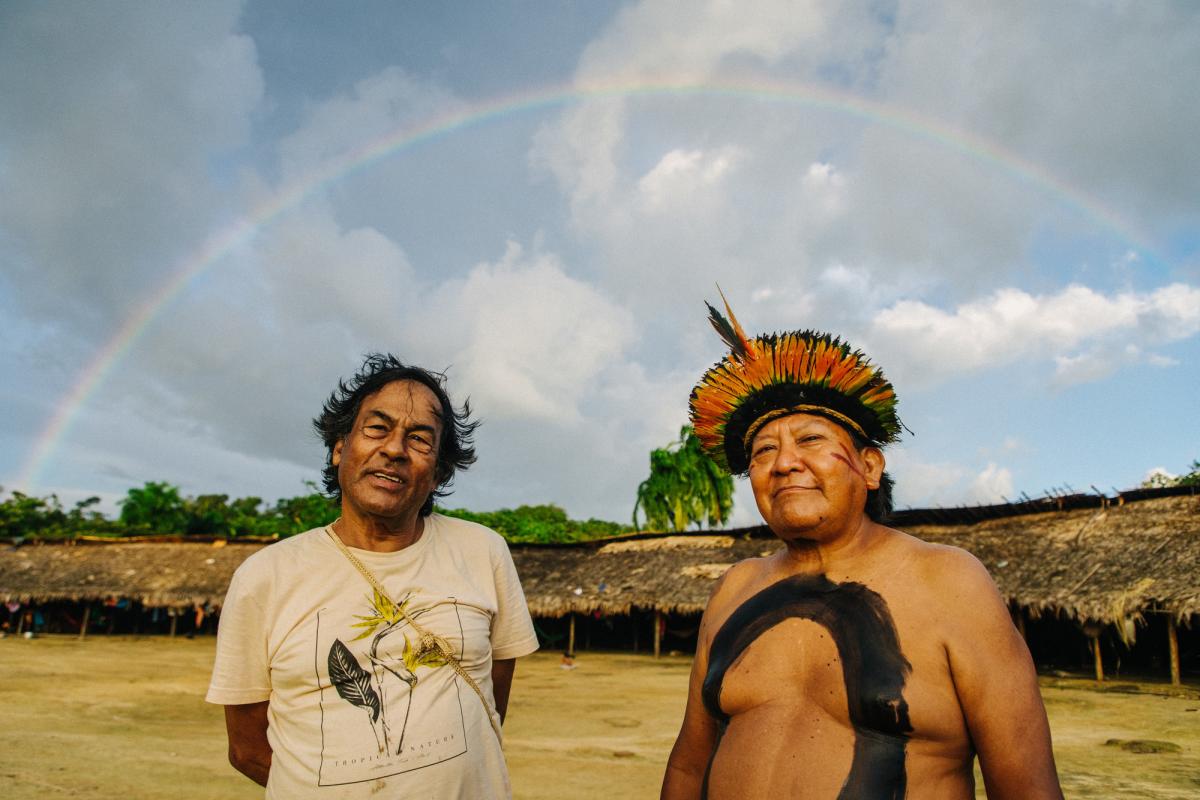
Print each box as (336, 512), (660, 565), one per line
(378, 431), (410, 460)
(772, 440), (807, 473)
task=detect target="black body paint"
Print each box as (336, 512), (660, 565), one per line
(701, 573), (913, 799)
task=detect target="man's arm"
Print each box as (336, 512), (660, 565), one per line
(491, 657), (517, 723)
(938, 550), (1063, 800)
(224, 701), (272, 787)
(660, 659), (719, 799)
(662, 569), (737, 800)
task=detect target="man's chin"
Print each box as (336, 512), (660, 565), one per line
(765, 509), (830, 539)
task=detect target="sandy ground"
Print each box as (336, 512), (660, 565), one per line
(1, 636), (1197, 799)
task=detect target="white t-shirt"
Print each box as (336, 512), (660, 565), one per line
(207, 515), (539, 799)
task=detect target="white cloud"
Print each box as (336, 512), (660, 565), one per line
(527, 0), (1199, 311)
(636, 147), (742, 212)
(966, 463), (1014, 505)
(258, 206), (416, 342)
(871, 283), (1200, 385)
(278, 66), (463, 181)
(800, 162), (847, 219)
(407, 242), (636, 423)
(0, 2), (263, 329)
(527, 0), (900, 309)
(999, 437), (1023, 454)
(877, 1), (1200, 217)
(885, 451), (1015, 509)
(885, 449), (967, 508)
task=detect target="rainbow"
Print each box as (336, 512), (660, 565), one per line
(14, 77), (1166, 491)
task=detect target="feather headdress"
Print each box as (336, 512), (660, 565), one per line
(689, 291), (903, 474)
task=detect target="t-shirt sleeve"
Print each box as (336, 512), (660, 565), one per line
(205, 561), (273, 705)
(489, 540), (539, 660)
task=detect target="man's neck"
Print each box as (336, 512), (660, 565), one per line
(776, 515), (885, 575)
(332, 512), (426, 553)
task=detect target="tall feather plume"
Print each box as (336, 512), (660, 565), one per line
(690, 290), (904, 473)
(705, 286), (753, 360)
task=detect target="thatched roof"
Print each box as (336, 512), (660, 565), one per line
(0, 539), (257, 609)
(511, 535), (774, 617)
(903, 493), (1200, 624)
(513, 491), (1200, 624)
(2, 491), (1196, 625)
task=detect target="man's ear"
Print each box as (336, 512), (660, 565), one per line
(861, 447), (885, 490)
(332, 439), (344, 468)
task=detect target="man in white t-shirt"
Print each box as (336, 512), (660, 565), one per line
(207, 354), (539, 798)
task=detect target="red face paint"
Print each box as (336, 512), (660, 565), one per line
(831, 444), (867, 482)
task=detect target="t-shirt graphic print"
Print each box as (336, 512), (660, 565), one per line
(316, 593), (477, 786)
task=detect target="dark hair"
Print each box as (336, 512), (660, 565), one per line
(866, 471), (894, 524)
(847, 430), (893, 524)
(313, 353), (479, 516)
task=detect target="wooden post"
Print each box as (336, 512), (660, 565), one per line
(1167, 616), (1181, 686)
(567, 613), (575, 656)
(1092, 637), (1104, 682)
(169, 610), (178, 638)
(654, 609), (663, 659)
(79, 606), (91, 640)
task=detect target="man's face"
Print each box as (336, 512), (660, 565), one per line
(332, 380), (443, 525)
(747, 413), (883, 540)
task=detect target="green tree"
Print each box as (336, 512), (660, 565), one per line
(1179, 460), (1200, 487)
(267, 482), (339, 535)
(439, 503), (629, 543)
(119, 481), (188, 534)
(1141, 460), (1200, 489)
(633, 425), (734, 532)
(185, 493), (234, 536)
(0, 489), (65, 539)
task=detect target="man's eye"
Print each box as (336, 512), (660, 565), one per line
(752, 445), (775, 458)
(363, 424), (388, 438)
(408, 434), (433, 453)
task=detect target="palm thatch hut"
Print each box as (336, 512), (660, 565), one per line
(0, 538), (262, 637)
(1, 488), (1196, 680)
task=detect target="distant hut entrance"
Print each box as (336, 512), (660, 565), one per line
(531, 608), (700, 657)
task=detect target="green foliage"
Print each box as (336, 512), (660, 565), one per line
(2, 482), (614, 543)
(438, 503), (629, 544)
(120, 481), (188, 533)
(0, 489), (122, 540)
(1180, 460), (1200, 487)
(267, 482), (339, 535)
(633, 425), (734, 532)
(0, 490), (64, 540)
(1141, 460), (1200, 489)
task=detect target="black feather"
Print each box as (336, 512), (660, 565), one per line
(706, 301), (749, 359)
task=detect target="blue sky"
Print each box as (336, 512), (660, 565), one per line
(1, 1), (1197, 526)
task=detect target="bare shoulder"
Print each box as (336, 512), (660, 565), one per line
(882, 529), (1018, 653)
(883, 528), (994, 591)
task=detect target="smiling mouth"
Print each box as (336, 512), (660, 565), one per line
(371, 472), (403, 483)
(774, 485), (818, 497)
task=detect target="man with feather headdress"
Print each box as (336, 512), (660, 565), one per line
(661, 296), (1062, 799)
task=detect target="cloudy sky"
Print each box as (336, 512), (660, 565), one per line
(2, 1), (1197, 527)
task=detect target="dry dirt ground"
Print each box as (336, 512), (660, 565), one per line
(1, 636), (1197, 799)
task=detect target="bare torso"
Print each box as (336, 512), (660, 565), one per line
(700, 531), (978, 799)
